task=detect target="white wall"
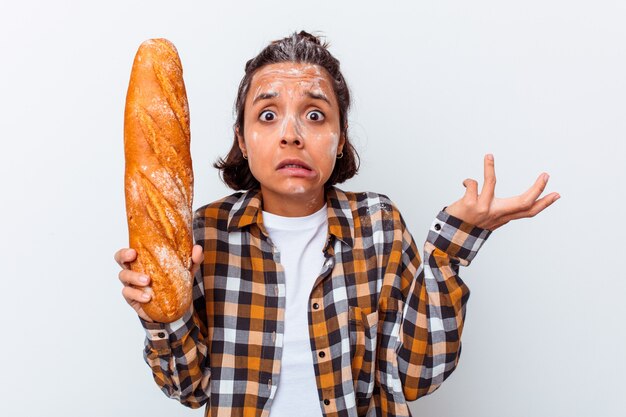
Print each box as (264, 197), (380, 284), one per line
(1, 1), (624, 416)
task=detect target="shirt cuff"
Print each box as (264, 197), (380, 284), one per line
(426, 208), (492, 265)
(139, 305), (196, 351)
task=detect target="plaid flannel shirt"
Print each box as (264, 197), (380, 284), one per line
(140, 186), (491, 417)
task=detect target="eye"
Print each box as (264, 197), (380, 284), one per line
(306, 110), (325, 122)
(259, 110), (276, 122)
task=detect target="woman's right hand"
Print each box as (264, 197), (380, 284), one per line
(114, 246), (204, 323)
(114, 248), (154, 322)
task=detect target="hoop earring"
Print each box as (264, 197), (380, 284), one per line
(336, 152), (343, 159)
(242, 153), (248, 160)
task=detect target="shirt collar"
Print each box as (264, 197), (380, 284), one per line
(227, 186), (355, 248)
(226, 188), (264, 232)
(325, 186), (355, 248)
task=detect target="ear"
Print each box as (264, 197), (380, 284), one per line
(337, 128), (346, 155)
(236, 126), (246, 154)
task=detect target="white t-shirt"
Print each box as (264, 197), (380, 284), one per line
(262, 204), (328, 417)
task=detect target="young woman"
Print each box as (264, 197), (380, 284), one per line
(114, 31), (559, 417)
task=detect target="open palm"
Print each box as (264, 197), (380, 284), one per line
(444, 154), (560, 231)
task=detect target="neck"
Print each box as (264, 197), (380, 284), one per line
(260, 186), (326, 217)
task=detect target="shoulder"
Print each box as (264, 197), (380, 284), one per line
(192, 190), (252, 231)
(328, 187), (405, 235)
(330, 187), (400, 218)
(194, 191), (246, 216)
(330, 188), (413, 256)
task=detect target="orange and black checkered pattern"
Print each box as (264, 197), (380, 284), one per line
(140, 186), (491, 417)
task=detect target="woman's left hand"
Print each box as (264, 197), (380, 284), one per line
(443, 154), (560, 231)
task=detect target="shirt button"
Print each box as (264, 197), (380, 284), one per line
(434, 223), (442, 231)
(323, 399), (330, 405)
(313, 303), (320, 310)
(271, 331), (276, 343)
(157, 332), (165, 338)
(318, 351), (325, 358)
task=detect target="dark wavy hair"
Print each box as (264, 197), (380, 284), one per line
(213, 30), (359, 190)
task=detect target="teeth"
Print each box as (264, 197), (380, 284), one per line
(284, 164), (306, 169)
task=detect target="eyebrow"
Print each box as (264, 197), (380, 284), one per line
(252, 90), (332, 106)
(252, 91), (279, 104)
(306, 91), (332, 106)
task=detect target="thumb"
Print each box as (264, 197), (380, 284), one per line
(463, 178), (479, 200)
(190, 244), (204, 276)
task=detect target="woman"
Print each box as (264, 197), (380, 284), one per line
(114, 31), (559, 417)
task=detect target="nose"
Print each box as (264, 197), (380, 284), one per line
(279, 115), (303, 147)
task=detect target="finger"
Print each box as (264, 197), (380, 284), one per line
(191, 245), (204, 276)
(135, 309), (154, 323)
(119, 269), (150, 287)
(497, 192), (560, 224)
(122, 285), (152, 304)
(462, 178), (479, 201)
(492, 173), (552, 216)
(479, 154), (496, 204)
(191, 244), (203, 265)
(516, 172), (550, 211)
(114, 248), (136, 269)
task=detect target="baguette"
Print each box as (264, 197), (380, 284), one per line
(123, 38), (194, 323)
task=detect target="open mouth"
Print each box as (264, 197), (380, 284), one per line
(277, 159), (313, 170)
(281, 163), (311, 170)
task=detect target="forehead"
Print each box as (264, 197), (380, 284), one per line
(248, 62), (335, 98)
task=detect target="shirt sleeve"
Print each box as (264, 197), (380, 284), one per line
(394, 207), (491, 401)
(139, 295), (211, 408)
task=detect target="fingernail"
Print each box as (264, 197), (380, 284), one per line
(140, 275), (149, 284)
(142, 292), (151, 300)
(553, 194), (560, 202)
(487, 154), (494, 160)
(543, 173), (550, 182)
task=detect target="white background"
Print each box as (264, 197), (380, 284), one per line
(1, 1), (624, 416)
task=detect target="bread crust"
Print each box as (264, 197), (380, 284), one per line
(123, 39), (193, 323)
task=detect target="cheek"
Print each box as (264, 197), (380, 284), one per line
(310, 131), (340, 174)
(243, 129), (266, 170)
(327, 132), (340, 158)
(243, 129), (257, 154)
(244, 129), (266, 153)
(313, 131), (340, 161)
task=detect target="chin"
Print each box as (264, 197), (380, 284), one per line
(282, 183), (302, 192)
